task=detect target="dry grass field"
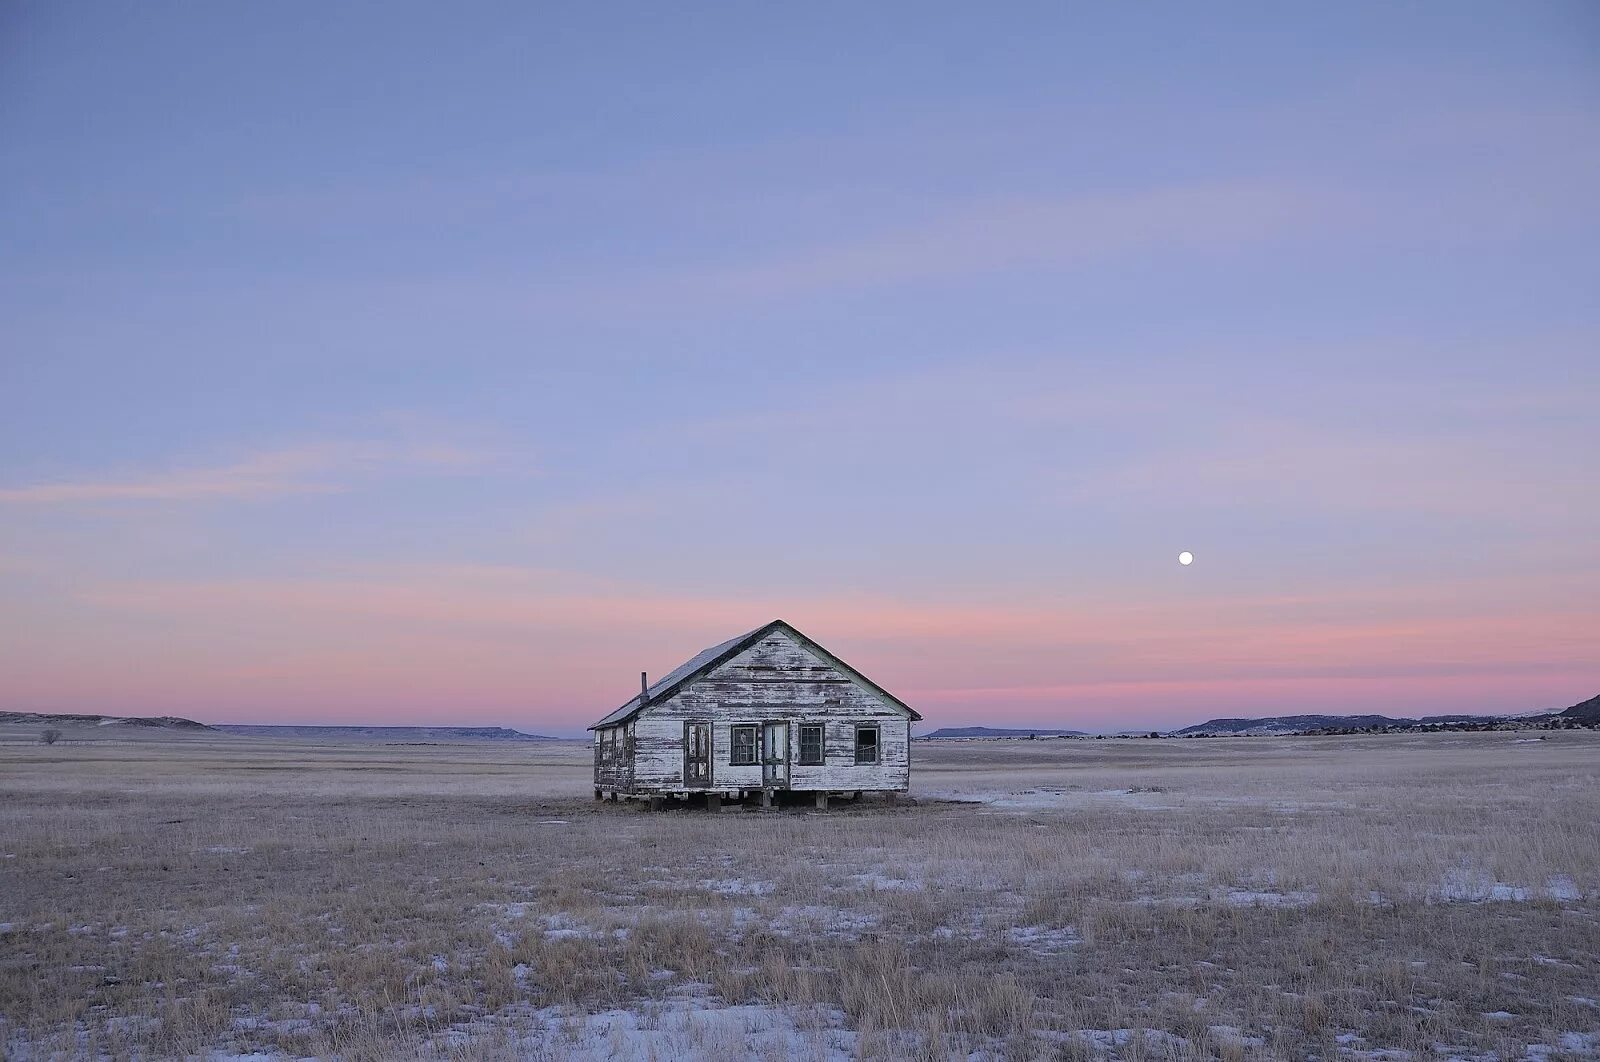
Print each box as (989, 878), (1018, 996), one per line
(1, 727), (1597, 1060)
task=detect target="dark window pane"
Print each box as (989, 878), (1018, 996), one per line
(799, 725), (824, 765)
(731, 725), (758, 765)
(855, 726), (879, 765)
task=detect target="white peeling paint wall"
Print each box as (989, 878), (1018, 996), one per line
(615, 628), (912, 794)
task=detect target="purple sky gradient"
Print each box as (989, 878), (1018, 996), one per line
(2, 3), (1597, 734)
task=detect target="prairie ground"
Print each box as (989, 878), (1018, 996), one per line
(1, 727), (1597, 1060)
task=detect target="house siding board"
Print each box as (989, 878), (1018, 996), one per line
(593, 628), (913, 795)
(590, 722), (637, 791)
(630, 713), (685, 791)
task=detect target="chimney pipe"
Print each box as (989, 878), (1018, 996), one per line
(640, 671), (649, 705)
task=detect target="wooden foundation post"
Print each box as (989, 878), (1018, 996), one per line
(815, 792), (828, 811)
(607, 791), (618, 803)
(760, 789), (773, 808)
(594, 788), (603, 802)
(647, 796), (663, 812)
(707, 793), (721, 812)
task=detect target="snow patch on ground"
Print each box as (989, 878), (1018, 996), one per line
(431, 1000), (857, 1060)
(541, 913), (629, 941)
(1545, 875), (1582, 901)
(847, 872), (922, 891)
(952, 785), (1183, 811)
(1226, 888), (1318, 908)
(1434, 869), (1533, 903)
(1122, 867), (1586, 909)
(1004, 924), (1080, 954)
(482, 901), (536, 918)
(699, 877), (776, 896)
(1055, 1027), (1191, 1054)
(1526, 1033), (1600, 1061)
(931, 910), (987, 943)
(1335, 1046), (1415, 1061)
(770, 905), (881, 939)
(591, 902), (762, 933)
(1209, 1024), (1267, 1048)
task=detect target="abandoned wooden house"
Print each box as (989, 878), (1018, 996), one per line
(590, 619), (921, 808)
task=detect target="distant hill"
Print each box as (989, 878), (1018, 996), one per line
(0, 711), (212, 730)
(1175, 715), (1388, 736)
(921, 726), (1087, 739)
(1171, 713), (1500, 737)
(213, 724), (563, 742)
(1558, 693), (1600, 722)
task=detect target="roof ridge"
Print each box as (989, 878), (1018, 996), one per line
(586, 619), (919, 729)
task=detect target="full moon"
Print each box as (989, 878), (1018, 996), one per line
(1178, 551), (1194, 566)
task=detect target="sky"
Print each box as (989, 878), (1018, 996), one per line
(2, 3), (1597, 736)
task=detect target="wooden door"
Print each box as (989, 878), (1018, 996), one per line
(684, 722), (711, 788)
(761, 721), (790, 788)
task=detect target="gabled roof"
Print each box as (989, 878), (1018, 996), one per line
(588, 619), (921, 729)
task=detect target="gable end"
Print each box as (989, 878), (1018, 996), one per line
(588, 619), (920, 729)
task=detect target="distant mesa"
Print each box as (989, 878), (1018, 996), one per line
(0, 711), (212, 730)
(211, 724), (563, 742)
(921, 692), (1600, 741)
(0, 714), (563, 741)
(921, 726), (1088, 739)
(1173, 714), (1429, 736)
(1173, 696), (1600, 736)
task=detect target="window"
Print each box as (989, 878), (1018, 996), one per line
(730, 725), (759, 766)
(798, 724), (825, 765)
(854, 725), (880, 765)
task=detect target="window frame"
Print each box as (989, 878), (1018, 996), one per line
(854, 724), (880, 766)
(730, 724), (759, 766)
(797, 723), (825, 766)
